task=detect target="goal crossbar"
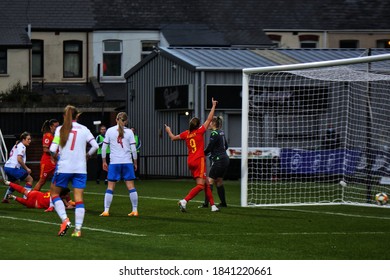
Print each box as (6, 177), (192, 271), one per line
(243, 53), (390, 74)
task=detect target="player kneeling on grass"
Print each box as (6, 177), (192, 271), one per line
(3, 180), (74, 211)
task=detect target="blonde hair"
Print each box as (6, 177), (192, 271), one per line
(116, 112), (128, 138)
(211, 116), (223, 130)
(60, 105), (80, 147)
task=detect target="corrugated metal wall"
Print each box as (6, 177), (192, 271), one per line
(126, 54), (243, 177)
(127, 54), (195, 177)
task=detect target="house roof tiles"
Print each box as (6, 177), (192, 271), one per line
(3, 0), (390, 47)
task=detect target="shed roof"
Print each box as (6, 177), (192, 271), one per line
(126, 47), (390, 78)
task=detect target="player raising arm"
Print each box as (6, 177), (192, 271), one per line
(165, 97), (219, 212)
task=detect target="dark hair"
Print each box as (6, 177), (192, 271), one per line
(189, 117), (200, 131)
(15, 131), (31, 146)
(41, 119), (59, 134)
(19, 131), (31, 141)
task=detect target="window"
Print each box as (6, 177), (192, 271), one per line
(0, 49), (6, 74)
(32, 40), (44, 77)
(154, 85), (190, 110)
(103, 40), (122, 76)
(376, 39), (390, 48)
(63, 40), (82, 78)
(141, 41), (158, 59)
(299, 35), (319, 48)
(268, 34), (281, 48)
(206, 85), (242, 109)
(339, 40), (359, 48)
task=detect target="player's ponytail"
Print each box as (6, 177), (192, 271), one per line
(216, 116), (223, 130)
(60, 105), (79, 147)
(41, 119), (58, 134)
(116, 112), (128, 138)
(41, 120), (50, 133)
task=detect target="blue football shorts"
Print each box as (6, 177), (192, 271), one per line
(4, 167), (28, 181)
(107, 163), (135, 181)
(52, 173), (87, 189)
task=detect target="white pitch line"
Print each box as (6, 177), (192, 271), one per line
(1, 215), (388, 238)
(0, 215), (145, 237)
(85, 191), (390, 221)
(2, 192), (389, 238)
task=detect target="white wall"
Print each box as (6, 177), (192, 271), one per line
(0, 49), (30, 92)
(32, 31), (89, 83)
(92, 30), (160, 83)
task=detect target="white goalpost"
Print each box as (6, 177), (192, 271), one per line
(241, 53), (390, 207)
(0, 129), (8, 181)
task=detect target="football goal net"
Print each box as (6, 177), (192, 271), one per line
(241, 52), (390, 207)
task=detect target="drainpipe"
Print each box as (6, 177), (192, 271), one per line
(323, 30), (328, 48)
(200, 71), (205, 122)
(86, 31), (89, 83)
(27, 24), (32, 91)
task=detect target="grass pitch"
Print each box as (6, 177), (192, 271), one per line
(1, 179), (390, 260)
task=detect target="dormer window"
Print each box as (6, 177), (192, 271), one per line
(299, 35), (319, 48)
(268, 34), (281, 48)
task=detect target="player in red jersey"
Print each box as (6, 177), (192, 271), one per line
(3, 180), (74, 211)
(33, 119), (59, 191)
(165, 98), (219, 212)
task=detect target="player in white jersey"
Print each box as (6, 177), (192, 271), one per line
(99, 112), (139, 217)
(2, 132), (33, 203)
(49, 105), (98, 237)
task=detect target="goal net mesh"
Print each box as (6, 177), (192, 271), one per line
(243, 55), (390, 207)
